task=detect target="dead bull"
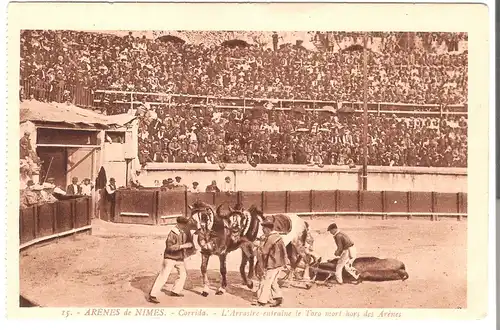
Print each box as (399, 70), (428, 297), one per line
(310, 257), (409, 283)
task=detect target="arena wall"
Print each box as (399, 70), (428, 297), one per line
(19, 197), (93, 249)
(107, 189), (467, 225)
(142, 163), (467, 193)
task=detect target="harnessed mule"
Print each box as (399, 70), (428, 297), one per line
(234, 206), (316, 285)
(188, 201), (260, 296)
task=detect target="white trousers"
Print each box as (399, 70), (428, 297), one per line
(335, 246), (357, 284)
(257, 267), (283, 304)
(150, 258), (187, 296)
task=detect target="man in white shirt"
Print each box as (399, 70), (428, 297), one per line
(222, 176), (234, 193)
(188, 182), (200, 193)
(130, 170), (144, 188)
(81, 178), (93, 196)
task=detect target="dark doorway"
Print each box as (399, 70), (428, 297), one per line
(37, 147), (67, 187)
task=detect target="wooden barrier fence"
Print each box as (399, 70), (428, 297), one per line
(110, 189), (467, 225)
(19, 197), (93, 249)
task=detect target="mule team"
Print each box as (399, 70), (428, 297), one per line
(146, 201), (407, 306)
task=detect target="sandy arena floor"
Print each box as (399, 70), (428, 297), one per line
(20, 216), (467, 308)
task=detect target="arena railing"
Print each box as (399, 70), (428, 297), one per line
(93, 90), (468, 117)
(103, 189), (467, 226)
(19, 196), (93, 250)
(20, 80), (96, 110)
(19, 79), (468, 117)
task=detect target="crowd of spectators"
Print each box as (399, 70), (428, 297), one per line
(20, 30), (468, 168)
(136, 102), (467, 168)
(20, 30), (467, 105)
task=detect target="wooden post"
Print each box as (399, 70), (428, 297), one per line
(261, 191), (266, 214)
(86, 197), (91, 226)
(334, 190), (339, 219)
(237, 191), (243, 207)
(285, 191), (290, 213)
(309, 190), (313, 214)
(381, 191), (386, 220)
(71, 199), (76, 229)
(357, 190), (362, 219)
(431, 192), (437, 221)
(33, 206), (38, 239)
(51, 203), (57, 235)
(153, 191), (159, 225)
(407, 191), (412, 220)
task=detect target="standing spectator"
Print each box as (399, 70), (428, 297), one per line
(222, 176), (234, 193)
(188, 181), (200, 193)
(67, 177), (82, 196)
(81, 178), (94, 196)
(272, 32), (279, 51)
(148, 216), (196, 304)
(129, 170), (144, 188)
(174, 176), (187, 190)
(104, 178), (117, 221)
(20, 131), (32, 159)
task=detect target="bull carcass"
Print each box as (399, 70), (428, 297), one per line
(310, 257), (409, 284)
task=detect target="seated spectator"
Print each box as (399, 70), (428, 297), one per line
(188, 181), (201, 193)
(161, 178), (175, 191)
(19, 30), (468, 169)
(206, 180), (221, 193)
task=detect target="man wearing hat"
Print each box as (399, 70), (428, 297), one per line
(20, 180), (39, 208)
(161, 178), (175, 191)
(104, 178), (117, 221)
(188, 181), (200, 193)
(41, 182), (58, 203)
(148, 216), (196, 304)
(327, 223), (359, 284)
(30, 183), (45, 206)
(254, 219), (287, 307)
(20, 131), (32, 159)
(67, 177), (82, 196)
(46, 177), (66, 197)
(174, 176), (187, 191)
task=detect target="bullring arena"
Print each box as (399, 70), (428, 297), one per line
(20, 215), (466, 308)
(18, 29), (468, 310)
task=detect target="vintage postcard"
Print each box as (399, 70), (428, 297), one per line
(5, 1), (492, 322)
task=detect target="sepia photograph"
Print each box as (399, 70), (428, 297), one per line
(5, 2), (491, 321)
